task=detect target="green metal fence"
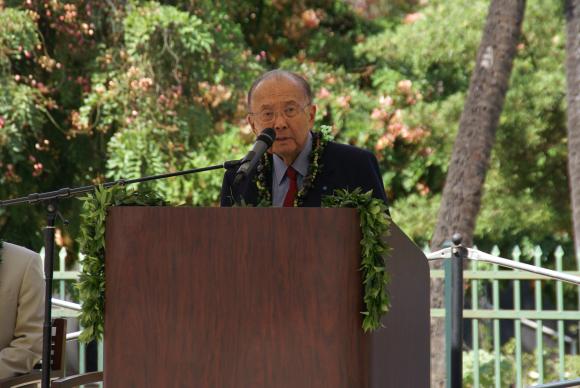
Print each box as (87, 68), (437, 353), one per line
(429, 244), (580, 388)
(48, 243), (579, 387)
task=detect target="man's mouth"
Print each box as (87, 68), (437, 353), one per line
(276, 137), (291, 141)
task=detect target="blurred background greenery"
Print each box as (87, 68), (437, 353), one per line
(0, 0), (571, 257)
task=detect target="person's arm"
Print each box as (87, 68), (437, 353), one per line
(0, 253), (44, 378)
(361, 151), (389, 207)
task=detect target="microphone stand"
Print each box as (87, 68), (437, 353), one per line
(0, 160), (240, 388)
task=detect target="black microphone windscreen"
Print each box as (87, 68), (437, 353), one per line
(257, 127), (276, 147)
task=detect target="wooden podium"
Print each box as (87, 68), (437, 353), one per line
(104, 208), (429, 387)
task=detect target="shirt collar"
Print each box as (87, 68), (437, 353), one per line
(273, 131), (313, 185)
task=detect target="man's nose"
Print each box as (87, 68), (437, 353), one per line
(272, 111), (288, 130)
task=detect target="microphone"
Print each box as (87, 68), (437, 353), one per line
(233, 127), (276, 186)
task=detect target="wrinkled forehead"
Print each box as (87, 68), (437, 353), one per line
(249, 75), (309, 109)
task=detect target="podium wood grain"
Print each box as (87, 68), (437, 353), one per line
(105, 208), (371, 388)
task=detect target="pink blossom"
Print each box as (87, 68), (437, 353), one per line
(32, 163), (43, 177)
(301, 9), (320, 29)
(419, 147), (434, 157)
(138, 77), (154, 90)
(397, 80), (412, 94)
(387, 122), (403, 137)
(371, 108), (387, 121)
(390, 109), (404, 124)
(337, 95), (351, 108)
(316, 87), (331, 100)
(36, 82), (49, 94)
(256, 51), (267, 61)
(0, 117), (4, 128)
(379, 95), (393, 108)
(416, 182), (430, 196)
(375, 134), (395, 151)
(408, 127), (429, 142)
(403, 12), (424, 24)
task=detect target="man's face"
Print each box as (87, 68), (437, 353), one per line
(247, 76), (316, 165)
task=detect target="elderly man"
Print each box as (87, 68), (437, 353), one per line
(0, 242), (44, 379)
(220, 69), (388, 207)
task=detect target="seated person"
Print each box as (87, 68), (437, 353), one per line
(0, 242), (44, 379)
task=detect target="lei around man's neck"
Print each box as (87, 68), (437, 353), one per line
(254, 129), (330, 207)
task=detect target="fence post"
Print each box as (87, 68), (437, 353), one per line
(444, 240), (453, 388)
(450, 233), (466, 388)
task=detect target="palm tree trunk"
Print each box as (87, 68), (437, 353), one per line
(429, 1), (526, 386)
(565, 0), (580, 351)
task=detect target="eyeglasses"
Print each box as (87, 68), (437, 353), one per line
(249, 103), (310, 124)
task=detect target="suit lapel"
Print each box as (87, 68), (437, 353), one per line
(303, 150), (337, 207)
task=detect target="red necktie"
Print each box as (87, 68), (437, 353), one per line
(283, 166), (298, 207)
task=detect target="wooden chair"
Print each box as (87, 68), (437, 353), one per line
(0, 318), (104, 388)
(0, 318), (66, 388)
(51, 371), (103, 387)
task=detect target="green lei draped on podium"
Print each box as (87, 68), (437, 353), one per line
(76, 129), (391, 342)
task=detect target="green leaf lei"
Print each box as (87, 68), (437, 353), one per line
(322, 189), (392, 332)
(76, 184), (167, 342)
(254, 129), (329, 207)
(76, 138), (391, 337)
(255, 126), (392, 331)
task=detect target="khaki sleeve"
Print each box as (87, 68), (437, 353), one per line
(0, 253), (45, 378)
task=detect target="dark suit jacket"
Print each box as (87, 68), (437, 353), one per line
(220, 141), (388, 207)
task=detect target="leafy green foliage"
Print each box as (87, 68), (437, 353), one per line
(0, 8), (39, 70)
(0, 1), (114, 248)
(0, 0), (573, 259)
(77, 184), (391, 340)
(323, 188), (391, 331)
(357, 0), (487, 96)
(75, 1), (263, 209)
(353, 0), (572, 248)
(462, 348), (515, 388)
(464, 339), (580, 387)
(218, 0), (381, 68)
(76, 184), (167, 342)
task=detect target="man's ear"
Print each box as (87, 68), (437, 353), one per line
(308, 104), (317, 126)
(247, 114), (258, 135)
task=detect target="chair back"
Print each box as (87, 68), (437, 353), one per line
(0, 318), (67, 388)
(50, 318), (67, 374)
